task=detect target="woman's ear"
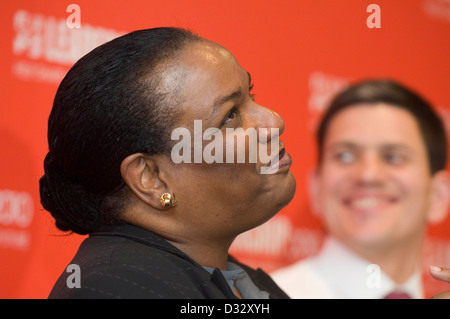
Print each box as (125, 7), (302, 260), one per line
(120, 153), (167, 210)
(427, 170), (450, 225)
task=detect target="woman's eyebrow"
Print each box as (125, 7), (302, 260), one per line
(208, 71), (252, 119)
(213, 89), (242, 110)
(207, 88), (243, 122)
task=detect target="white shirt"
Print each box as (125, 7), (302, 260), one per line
(271, 236), (423, 299)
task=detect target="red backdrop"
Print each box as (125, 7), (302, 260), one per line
(1, 0), (449, 298)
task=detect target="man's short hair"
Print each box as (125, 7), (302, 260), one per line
(316, 79), (448, 174)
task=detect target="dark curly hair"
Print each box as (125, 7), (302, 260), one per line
(39, 27), (201, 235)
(316, 79), (448, 175)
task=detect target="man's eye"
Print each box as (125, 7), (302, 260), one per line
(384, 153), (405, 165)
(335, 151), (355, 164)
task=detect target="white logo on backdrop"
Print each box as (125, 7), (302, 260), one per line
(423, 0), (450, 23)
(0, 190), (34, 250)
(11, 9), (123, 84)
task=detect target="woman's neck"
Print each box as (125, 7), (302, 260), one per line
(169, 237), (235, 270)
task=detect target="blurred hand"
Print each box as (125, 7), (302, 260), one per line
(430, 266), (450, 299)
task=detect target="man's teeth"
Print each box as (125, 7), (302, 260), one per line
(351, 198), (380, 209)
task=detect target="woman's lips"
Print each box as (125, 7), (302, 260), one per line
(263, 147), (292, 174)
(277, 148), (292, 170)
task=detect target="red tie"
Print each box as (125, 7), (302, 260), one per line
(384, 291), (411, 299)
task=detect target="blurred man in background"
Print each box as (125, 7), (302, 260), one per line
(272, 79), (450, 298)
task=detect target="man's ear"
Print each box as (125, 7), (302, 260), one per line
(427, 170), (450, 225)
(120, 153), (168, 210)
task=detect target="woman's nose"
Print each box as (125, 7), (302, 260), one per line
(254, 104), (285, 143)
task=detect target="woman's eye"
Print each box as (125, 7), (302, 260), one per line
(222, 107), (238, 126)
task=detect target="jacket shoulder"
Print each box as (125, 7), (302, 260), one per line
(49, 234), (222, 299)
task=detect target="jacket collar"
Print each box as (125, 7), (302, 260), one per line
(91, 223), (197, 265)
(90, 223), (238, 298)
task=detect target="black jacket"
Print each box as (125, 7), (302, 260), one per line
(48, 223), (289, 299)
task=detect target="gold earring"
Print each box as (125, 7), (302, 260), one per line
(160, 193), (177, 207)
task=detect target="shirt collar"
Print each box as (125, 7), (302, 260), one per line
(310, 236), (423, 298)
(203, 262), (270, 299)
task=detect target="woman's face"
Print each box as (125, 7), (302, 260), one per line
(157, 40), (296, 242)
